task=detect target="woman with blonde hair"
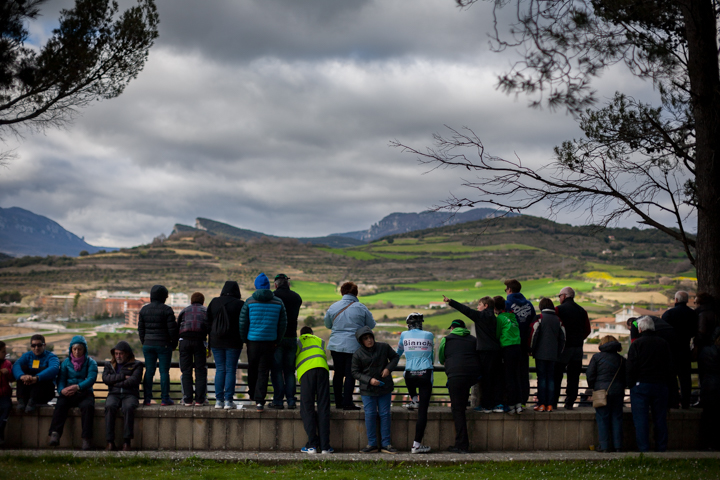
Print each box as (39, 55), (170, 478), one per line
(586, 335), (626, 452)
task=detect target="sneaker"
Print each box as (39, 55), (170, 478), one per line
(360, 445), (379, 453)
(447, 445), (469, 454)
(24, 400), (37, 413)
(256, 404), (264, 412)
(143, 399), (153, 406)
(268, 403), (284, 410)
(81, 439), (92, 451)
(473, 406), (492, 413)
(533, 405), (545, 412)
(48, 431), (60, 446)
(403, 400), (420, 410)
(224, 400), (236, 410)
(160, 399), (175, 406)
(515, 404), (523, 414)
(321, 447), (335, 454)
(105, 442), (116, 451)
(122, 441), (132, 452)
(194, 400), (210, 407)
(411, 444), (431, 454)
(492, 404), (504, 413)
(381, 445), (398, 454)
(343, 404), (361, 411)
(301, 446), (317, 454)
(182, 399), (194, 407)
(288, 404), (297, 410)
(546, 405), (553, 412)
(214, 400), (225, 409)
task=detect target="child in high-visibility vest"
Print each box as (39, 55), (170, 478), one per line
(296, 326), (333, 454)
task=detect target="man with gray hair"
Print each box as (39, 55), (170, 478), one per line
(553, 287), (590, 409)
(627, 316), (673, 452)
(661, 291), (698, 409)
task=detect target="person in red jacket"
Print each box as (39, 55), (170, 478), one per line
(0, 341), (13, 446)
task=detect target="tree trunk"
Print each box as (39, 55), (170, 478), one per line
(680, 0), (720, 297)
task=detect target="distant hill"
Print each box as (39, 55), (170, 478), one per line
(171, 218), (365, 248)
(333, 208), (518, 242)
(0, 207), (109, 257)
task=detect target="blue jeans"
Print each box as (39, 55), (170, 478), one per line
(535, 359), (555, 407)
(271, 338), (297, 406)
(143, 345), (173, 402)
(595, 393), (624, 451)
(212, 348), (242, 402)
(361, 393), (392, 447)
(630, 383), (668, 452)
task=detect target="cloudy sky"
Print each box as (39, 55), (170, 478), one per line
(0, 0), (659, 247)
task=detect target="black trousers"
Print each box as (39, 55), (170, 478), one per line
(518, 344), (530, 404)
(16, 379), (56, 404)
(447, 375), (476, 451)
(330, 351), (356, 408)
(672, 347), (692, 408)
(478, 350), (502, 409)
(405, 370), (432, 443)
(246, 340), (275, 405)
(501, 345), (523, 407)
(700, 393), (720, 450)
(300, 367), (331, 451)
(179, 339), (208, 403)
(49, 390), (94, 439)
(553, 358), (582, 408)
(105, 393), (139, 442)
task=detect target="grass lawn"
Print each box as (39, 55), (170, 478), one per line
(1, 456), (718, 479)
(291, 281), (340, 303)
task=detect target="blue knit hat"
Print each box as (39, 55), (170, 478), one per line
(254, 273), (271, 290)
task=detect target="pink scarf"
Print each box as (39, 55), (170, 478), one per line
(71, 354), (85, 372)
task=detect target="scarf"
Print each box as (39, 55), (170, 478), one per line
(71, 354), (85, 372)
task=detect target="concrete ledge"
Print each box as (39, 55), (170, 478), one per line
(1, 406), (703, 453)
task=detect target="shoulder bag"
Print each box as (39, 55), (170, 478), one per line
(593, 360), (621, 408)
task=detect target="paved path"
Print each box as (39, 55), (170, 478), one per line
(1, 449), (719, 464)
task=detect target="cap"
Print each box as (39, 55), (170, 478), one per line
(274, 273), (290, 280)
(449, 319), (466, 329)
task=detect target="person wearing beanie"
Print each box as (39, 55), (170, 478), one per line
(177, 292), (210, 406)
(102, 341), (144, 451)
(239, 273), (288, 411)
(138, 284), (178, 406)
(206, 281), (244, 409)
(270, 274), (303, 409)
(48, 335), (97, 450)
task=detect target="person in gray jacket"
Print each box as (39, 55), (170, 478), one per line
(325, 282), (376, 410)
(586, 335), (626, 452)
(529, 298), (566, 412)
(351, 326), (400, 454)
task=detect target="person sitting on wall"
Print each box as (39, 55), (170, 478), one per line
(12, 334), (59, 413)
(48, 335), (97, 450)
(103, 341), (144, 451)
(0, 340), (13, 446)
(296, 326), (333, 454)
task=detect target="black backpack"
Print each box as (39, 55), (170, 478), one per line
(212, 303), (231, 337)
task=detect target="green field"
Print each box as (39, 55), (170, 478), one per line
(1, 455), (717, 480)
(290, 281), (340, 302)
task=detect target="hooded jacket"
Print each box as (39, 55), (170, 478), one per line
(530, 309), (566, 362)
(324, 294), (376, 354)
(556, 297), (590, 348)
(505, 292), (537, 343)
(351, 326), (400, 396)
(12, 346), (60, 383)
(138, 285), (178, 349)
(207, 281), (245, 350)
(586, 341), (626, 396)
(439, 327), (481, 378)
(273, 284), (302, 338)
(57, 335), (98, 394)
(239, 289), (288, 342)
(102, 341), (144, 397)
(447, 299), (501, 352)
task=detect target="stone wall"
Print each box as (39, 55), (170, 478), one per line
(3, 406), (701, 452)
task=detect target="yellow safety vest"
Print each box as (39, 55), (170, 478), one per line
(295, 334), (328, 382)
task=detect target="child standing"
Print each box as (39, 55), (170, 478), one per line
(493, 296), (523, 414)
(0, 341), (13, 446)
(177, 292), (210, 406)
(296, 326), (333, 454)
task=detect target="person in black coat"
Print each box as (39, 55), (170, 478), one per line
(103, 341), (144, 451)
(698, 332), (720, 450)
(206, 281), (245, 409)
(586, 336), (626, 452)
(270, 274), (303, 409)
(662, 291), (698, 409)
(554, 287), (590, 410)
(138, 285), (178, 406)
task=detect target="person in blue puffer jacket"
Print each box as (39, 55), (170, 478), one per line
(13, 334), (60, 413)
(239, 273), (287, 411)
(324, 282), (376, 410)
(397, 313), (434, 454)
(48, 335), (97, 450)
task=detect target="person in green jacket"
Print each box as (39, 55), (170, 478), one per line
(493, 296), (523, 414)
(296, 326), (333, 454)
